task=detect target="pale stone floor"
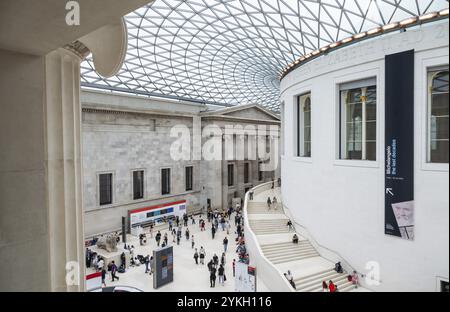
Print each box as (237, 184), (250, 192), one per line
(86, 214), (269, 292)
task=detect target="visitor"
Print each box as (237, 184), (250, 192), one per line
(97, 257), (104, 272)
(149, 256), (154, 275)
(149, 224), (153, 238)
(335, 262), (343, 274)
(278, 177), (281, 187)
(249, 190), (254, 200)
(207, 260), (214, 272)
(287, 220), (293, 231)
(221, 216), (226, 231)
(191, 215), (196, 225)
(177, 234), (181, 245)
(292, 234), (299, 244)
(271, 181), (275, 189)
(218, 264), (225, 286)
(232, 259), (236, 277)
(322, 281), (328, 292)
(329, 280), (336, 293)
(211, 225), (216, 239)
(193, 249), (199, 265)
(144, 255), (150, 273)
(267, 197), (272, 210)
(223, 237), (229, 252)
(210, 266), (217, 288)
(163, 233), (168, 246)
(351, 271), (359, 288)
(185, 228), (190, 241)
(285, 270), (296, 290)
(213, 253), (219, 267)
(110, 261), (119, 282)
(221, 252), (226, 266)
(168, 219), (173, 231)
(191, 235), (195, 249)
(176, 216), (180, 227)
(101, 268), (107, 287)
(199, 247), (206, 265)
(273, 196), (278, 209)
(155, 231), (162, 247)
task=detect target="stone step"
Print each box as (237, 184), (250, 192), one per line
(262, 245), (315, 255)
(263, 247), (316, 258)
(261, 241), (310, 250)
(295, 272), (343, 291)
(297, 274), (349, 292)
(269, 251), (320, 264)
(294, 269), (336, 284)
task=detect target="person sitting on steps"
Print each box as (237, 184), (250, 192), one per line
(292, 234), (299, 244)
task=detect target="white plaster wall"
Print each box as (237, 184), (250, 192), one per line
(280, 22), (449, 292)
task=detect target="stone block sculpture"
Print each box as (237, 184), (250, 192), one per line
(96, 234), (118, 253)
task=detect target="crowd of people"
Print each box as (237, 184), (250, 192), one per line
(85, 203), (249, 289)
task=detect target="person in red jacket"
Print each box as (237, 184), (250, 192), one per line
(329, 280), (336, 293)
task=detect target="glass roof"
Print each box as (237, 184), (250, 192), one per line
(81, 0), (448, 111)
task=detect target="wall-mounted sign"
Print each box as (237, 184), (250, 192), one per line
(385, 50), (415, 240)
(129, 200), (186, 229)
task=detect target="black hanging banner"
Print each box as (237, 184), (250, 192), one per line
(384, 50), (415, 241)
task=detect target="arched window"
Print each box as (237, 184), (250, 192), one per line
(296, 93), (312, 157)
(428, 69), (449, 163)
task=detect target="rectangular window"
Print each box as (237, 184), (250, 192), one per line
(428, 68), (449, 163)
(258, 161), (263, 181)
(161, 168), (171, 195)
(133, 170), (144, 200)
(227, 163), (234, 187)
(99, 173), (113, 206)
(244, 162), (250, 184)
(297, 93), (312, 157)
(339, 79), (377, 161)
(185, 166), (193, 191)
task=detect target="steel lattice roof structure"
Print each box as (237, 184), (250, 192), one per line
(81, 0), (449, 111)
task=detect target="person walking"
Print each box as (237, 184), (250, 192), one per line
(329, 280), (336, 293)
(213, 254), (219, 267)
(210, 266), (217, 288)
(211, 225), (216, 239)
(110, 261), (119, 282)
(322, 280), (329, 292)
(149, 256), (154, 275)
(249, 190), (254, 200)
(272, 196), (278, 210)
(164, 233), (168, 246)
(144, 255), (150, 273)
(191, 235), (195, 249)
(267, 197), (272, 210)
(101, 268), (107, 287)
(199, 247), (206, 265)
(218, 264), (225, 286)
(226, 220), (231, 235)
(193, 249), (199, 265)
(232, 259), (236, 277)
(185, 228), (190, 241)
(155, 231), (162, 247)
(221, 252), (226, 266)
(168, 219), (173, 232)
(223, 237), (229, 253)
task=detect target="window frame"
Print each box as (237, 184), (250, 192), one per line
(297, 93), (312, 158)
(98, 172), (114, 206)
(244, 162), (251, 184)
(227, 163), (235, 187)
(161, 167), (172, 195)
(427, 66), (449, 164)
(132, 169), (145, 200)
(185, 165), (194, 192)
(339, 78), (377, 162)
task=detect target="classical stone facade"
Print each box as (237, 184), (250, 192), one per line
(82, 90), (280, 237)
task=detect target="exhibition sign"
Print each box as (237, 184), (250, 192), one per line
(129, 200), (187, 229)
(235, 262), (257, 292)
(153, 246), (174, 289)
(384, 50), (415, 241)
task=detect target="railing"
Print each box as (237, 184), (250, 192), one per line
(243, 181), (294, 292)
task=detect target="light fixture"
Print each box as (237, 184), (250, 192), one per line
(399, 17), (417, 26)
(367, 27), (382, 35)
(320, 46), (329, 52)
(311, 50), (320, 55)
(439, 8), (449, 16)
(341, 37), (353, 44)
(304, 53), (312, 59)
(329, 42), (340, 48)
(419, 12), (438, 21)
(353, 32), (367, 39)
(382, 23), (399, 31)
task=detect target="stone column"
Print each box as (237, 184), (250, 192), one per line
(45, 46), (88, 292)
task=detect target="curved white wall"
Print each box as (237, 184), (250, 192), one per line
(280, 21), (449, 292)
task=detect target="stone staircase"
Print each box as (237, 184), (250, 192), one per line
(260, 241), (320, 264)
(248, 218), (290, 235)
(293, 268), (355, 292)
(247, 202), (283, 214)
